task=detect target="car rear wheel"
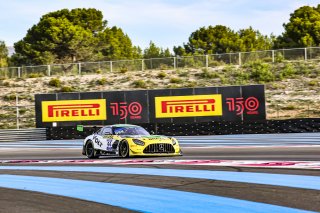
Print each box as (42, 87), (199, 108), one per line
(119, 140), (129, 158)
(85, 141), (98, 159)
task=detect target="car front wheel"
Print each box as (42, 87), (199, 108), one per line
(85, 141), (98, 159)
(119, 140), (129, 158)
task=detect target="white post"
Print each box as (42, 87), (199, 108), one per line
(205, 55), (209, 68)
(141, 59), (144, 71)
(238, 52), (242, 66)
(16, 94), (19, 129)
(304, 48), (307, 60)
(272, 50), (275, 63)
(17, 67), (21, 78)
(78, 63), (81, 75)
(47, 65), (51, 76)
(110, 61), (113, 72)
(173, 57), (176, 70)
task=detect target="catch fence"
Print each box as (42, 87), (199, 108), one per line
(1, 47), (320, 78)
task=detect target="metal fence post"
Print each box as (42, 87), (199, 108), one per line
(205, 55), (209, 68)
(238, 52), (242, 66)
(78, 63), (81, 75)
(16, 94), (19, 129)
(18, 67), (21, 78)
(173, 57), (176, 70)
(272, 50), (275, 63)
(304, 48), (307, 60)
(47, 65), (51, 76)
(142, 59), (144, 71)
(110, 61), (113, 72)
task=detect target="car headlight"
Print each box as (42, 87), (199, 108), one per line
(133, 139), (145, 146)
(171, 137), (177, 145)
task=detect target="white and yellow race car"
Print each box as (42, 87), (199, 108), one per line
(82, 124), (182, 158)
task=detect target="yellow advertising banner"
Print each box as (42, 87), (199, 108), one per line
(42, 99), (106, 122)
(155, 94), (222, 118)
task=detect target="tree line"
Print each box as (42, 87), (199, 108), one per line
(0, 4), (319, 67)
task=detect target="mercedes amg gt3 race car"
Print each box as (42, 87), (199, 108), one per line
(82, 124), (182, 158)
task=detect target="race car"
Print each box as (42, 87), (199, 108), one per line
(82, 124), (182, 158)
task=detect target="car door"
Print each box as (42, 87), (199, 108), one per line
(99, 127), (115, 152)
(92, 128), (105, 151)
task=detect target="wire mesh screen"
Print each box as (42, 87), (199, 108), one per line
(144, 57), (174, 70)
(112, 59), (143, 72)
(210, 53), (240, 65)
(176, 55), (206, 68)
(50, 63), (79, 76)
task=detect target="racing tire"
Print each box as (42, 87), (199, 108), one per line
(119, 140), (129, 158)
(85, 141), (98, 159)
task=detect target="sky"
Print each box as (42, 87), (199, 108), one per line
(0, 0), (319, 50)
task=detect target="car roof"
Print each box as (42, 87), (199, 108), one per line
(103, 124), (140, 128)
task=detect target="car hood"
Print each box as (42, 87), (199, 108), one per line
(120, 135), (170, 140)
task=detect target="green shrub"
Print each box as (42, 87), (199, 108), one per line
(48, 78), (61, 87)
(198, 69), (219, 79)
(159, 63), (169, 70)
(234, 71), (250, 81)
(120, 67), (128, 73)
(178, 71), (189, 77)
(296, 62), (311, 75)
(97, 78), (108, 85)
(1, 81), (10, 87)
(157, 71), (167, 79)
(280, 63), (295, 78)
(60, 86), (74, 92)
(308, 80), (318, 87)
(28, 73), (44, 78)
(185, 81), (197, 87)
(209, 60), (225, 67)
(169, 77), (183, 84)
(282, 105), (295, 110)
(17, 95), (31, 100)
(248, 61), (274, 83)
(96, 69), (102, 74)
(261, 57), (273, 63)
(0, 113), (11, 118)
(132, 80), (147, 88)
(3, 94), (16, 101)
(19, 109), (27, 114)
(219, 76), (228, 84)
(275, 52), (284, 62)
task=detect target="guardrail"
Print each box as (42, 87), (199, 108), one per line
(0, 128), (46, 142)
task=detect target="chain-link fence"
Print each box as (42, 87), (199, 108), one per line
(1, 47), (320, 78)
(0, 105), (35, 129)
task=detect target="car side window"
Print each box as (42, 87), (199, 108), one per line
(96, 128), (103, 135)
(101, 127), (112, 136)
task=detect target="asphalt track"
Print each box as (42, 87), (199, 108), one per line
(0, 133), (319, 212)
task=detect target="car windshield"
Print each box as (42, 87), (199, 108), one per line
(113, 126), (150, 136)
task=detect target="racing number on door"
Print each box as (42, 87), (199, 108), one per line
(106, 139), (113, 151)
(94, 137), (102, 147)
